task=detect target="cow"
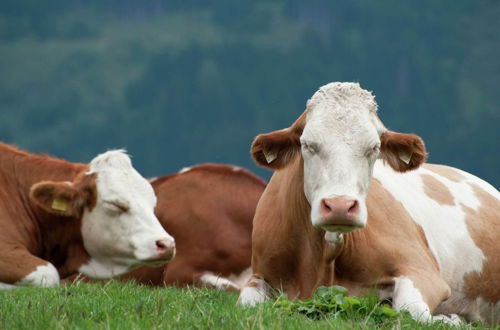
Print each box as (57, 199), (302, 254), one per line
(0, 142), (175, 289)
(68, 164), (265, 291)
(238, 82), (500, 325)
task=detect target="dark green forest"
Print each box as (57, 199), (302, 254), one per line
(0, 1), (499, 186)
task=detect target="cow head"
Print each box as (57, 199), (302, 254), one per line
(251, 82), (426, 233)
(30, 150), (175, 278)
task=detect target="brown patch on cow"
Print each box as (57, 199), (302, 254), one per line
(420, 174), (455, 206)
(251, 111), (307, 170)
(463, 183), (500, 303)
(380, 131), (427, 172)
(154, 163), (266, 188)
(250, 152), (335, 299)
(0, 142), (91, 284)
(424, 164), (466, 183)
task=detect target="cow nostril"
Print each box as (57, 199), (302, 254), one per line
(156, 239), (168, 253)
(348, 200), (359, 215)
(321, 199), (332, 212)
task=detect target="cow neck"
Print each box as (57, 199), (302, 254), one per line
(280, 154), (337, 297)
(0, 143), (90, 277)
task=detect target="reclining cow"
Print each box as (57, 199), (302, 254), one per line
(238, 82), (499, 324)
(0, 142), (175, 288)
(69, 164), (265, 291)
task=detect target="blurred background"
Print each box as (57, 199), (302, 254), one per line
(0, 0), (499, 186)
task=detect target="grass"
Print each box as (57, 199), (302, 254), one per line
(0, 281), (494, 329)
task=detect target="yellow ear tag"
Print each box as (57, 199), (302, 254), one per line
(263, 149), (278, 164)
(52, 198), (68, 212)
(398, 150), (413, 165)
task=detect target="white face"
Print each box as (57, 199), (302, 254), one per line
(301, 82), (385, 232)
(78, 151), (175, 278)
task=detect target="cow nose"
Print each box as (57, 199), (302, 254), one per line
(155, 239), (175, 260)
(320, 197), (359, 225)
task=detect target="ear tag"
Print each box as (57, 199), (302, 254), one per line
(52, 198), (68, 212)
(263, 149), (278, 164)
(398, 150), (413, 164)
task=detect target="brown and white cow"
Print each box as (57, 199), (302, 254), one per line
(74, 164), (265, 291)
(0, 142), (175, 289)
(238, 82), (500, 324)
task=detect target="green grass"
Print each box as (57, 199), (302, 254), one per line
(0, 281), (494, 329)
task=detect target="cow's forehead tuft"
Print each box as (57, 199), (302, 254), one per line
(306, 82), (378, 114)
(88, 150), (131, 173)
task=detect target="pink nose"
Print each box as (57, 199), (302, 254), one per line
(155, 239), (175, 261)
(319, 196), (360, 226)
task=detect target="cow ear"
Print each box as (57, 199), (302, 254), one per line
(251, 112), (307, 170)
(380, 131), (427, 172)
(30, 181), (83, 218)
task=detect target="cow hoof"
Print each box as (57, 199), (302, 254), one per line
(16, 263), (60, 288)
(237, 276), (269, 306)
(238, 285), (267, 306)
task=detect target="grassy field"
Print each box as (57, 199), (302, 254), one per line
(0, 281), (494, 329)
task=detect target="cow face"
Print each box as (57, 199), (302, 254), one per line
(30, 150), (175, 278)
(251, 82), (426, 233)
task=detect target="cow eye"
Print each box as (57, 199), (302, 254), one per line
(103, 201), (129, 214)
(367, 144), (380, 157)
(301, 141), (317, 154)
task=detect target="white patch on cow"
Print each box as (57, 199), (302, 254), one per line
(0, 282), (16, 289)
(16, 263), (59, 287)
(232, 166), (242, 172)
(238, 276), (270, 306)
(78, 259), (132, 279)
(374, 161), (487, 292)
(302, 82), (382, 230)
(324, 231), (343, 245)
(392, 276), (432, 322)
(178, 166), (193, 174)
(199, 273), (239, 291)
(80, 150), (174, 279)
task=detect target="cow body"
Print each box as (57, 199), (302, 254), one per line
(0, 143), (174, 288)
(111, 164), (265, 290)
(238, 82), (499, 324)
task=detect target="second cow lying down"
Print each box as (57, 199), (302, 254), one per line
(69, 164), (265, 291)
(238, 82), (499, 325)
(0, 143), (174, 289)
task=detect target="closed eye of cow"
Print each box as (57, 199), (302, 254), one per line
(103, 201), (129, 214)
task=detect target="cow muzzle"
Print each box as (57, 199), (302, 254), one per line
(317, 196), (363, 232)
(155, 238), (176, 261)
(136, 237), (176, 266)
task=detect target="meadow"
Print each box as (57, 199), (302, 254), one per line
(0, 280), (494, 329)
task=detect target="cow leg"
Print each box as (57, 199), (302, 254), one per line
(0, 250), (60, 288)
(0, 282), (16, 289)
(391, 271), (458, 324)
(237, 274), (271, 306)
(198, 272), (240, 292)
